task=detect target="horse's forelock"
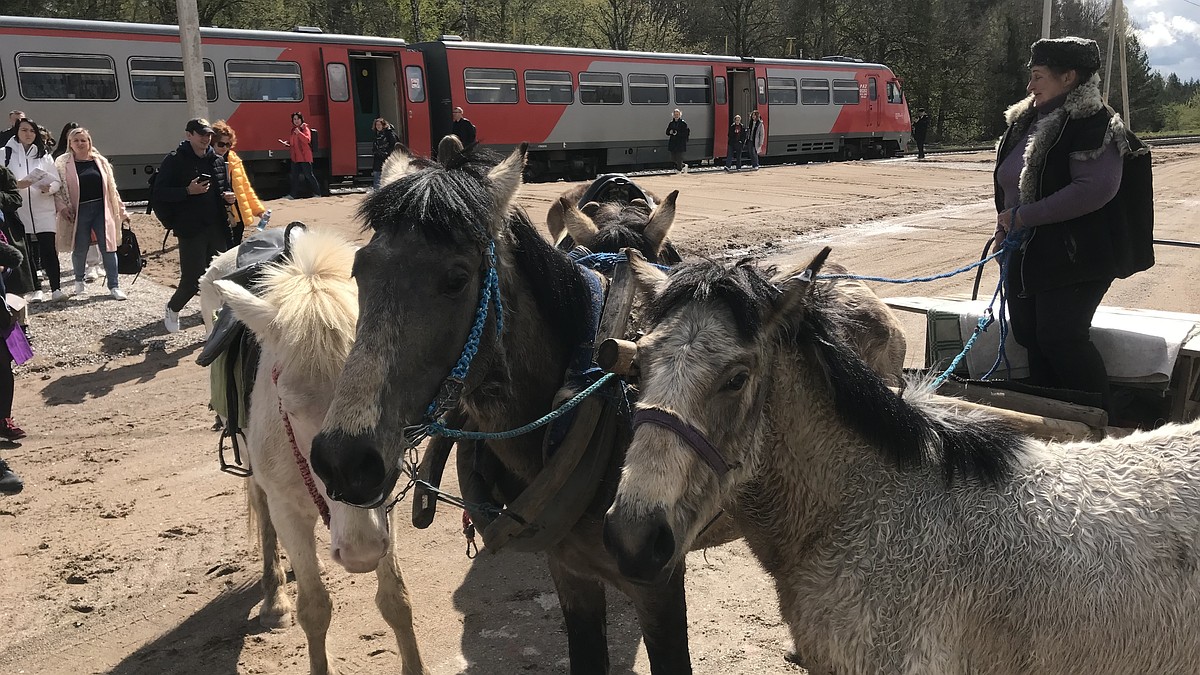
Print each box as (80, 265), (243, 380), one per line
(648, 260), (778, 340)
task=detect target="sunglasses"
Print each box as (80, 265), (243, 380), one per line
(215, 141), (232, 148)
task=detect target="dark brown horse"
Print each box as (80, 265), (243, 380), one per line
(310, 146), (695, 674)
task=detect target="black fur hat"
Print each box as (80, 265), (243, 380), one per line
(1028, 36), (1101, 73)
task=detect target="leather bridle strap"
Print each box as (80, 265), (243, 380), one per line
(631, 408), (730, 478)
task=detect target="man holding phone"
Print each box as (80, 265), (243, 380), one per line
(150, 118), (235, 332)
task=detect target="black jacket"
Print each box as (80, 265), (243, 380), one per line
(728, 123), (746, 147)
(0, 166), (33, 295)
(372, 127), (400, 171)
(913, 114), (931, 140)
(451, 118), (477, 145)
(666, 119), (689, 152)
(153, 140), (230, 239)
(994, 78), (1153, 294)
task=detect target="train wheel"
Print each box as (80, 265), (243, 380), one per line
(842, 144), (862, 161)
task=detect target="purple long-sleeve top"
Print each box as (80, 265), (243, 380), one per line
(997, 94), (1123, 228)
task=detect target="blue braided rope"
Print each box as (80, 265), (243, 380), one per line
(574, 252), (671, 274)
(930, 313), (994, 389)
(429, 372), (617, 440)
(817, 248), (1005, 285)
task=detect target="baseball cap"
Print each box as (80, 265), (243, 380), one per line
(185, 118), (215, 135)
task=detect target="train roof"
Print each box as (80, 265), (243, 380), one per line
(422, 39), (893, 72)
(0, 16), (409, 48)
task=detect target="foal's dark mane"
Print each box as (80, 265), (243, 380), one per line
(587, 203), (683, 264)
(358, 147), (594, 353)
(649, 259), (1024, 485)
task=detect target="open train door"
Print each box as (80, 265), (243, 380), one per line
(717, 67), (757, 159)
(399, 49), (432, 158)
(319, 47), (357, 177)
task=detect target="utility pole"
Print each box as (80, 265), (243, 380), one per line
(177, 0), (208, 120)
(1042, 0), (1052, 38)
(1103, 0), (1117, 102)
(1117, 0), (1131, 128)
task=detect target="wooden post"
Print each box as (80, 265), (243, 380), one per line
(1117, 0), (1132, 129)
(1103, 0), (1117, 104)
(1042, 0), (1053, 38)
(176, 0), (208, 120)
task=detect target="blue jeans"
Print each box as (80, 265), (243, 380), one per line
(73, 200), (119, 289)
(290, 162), (322, 198)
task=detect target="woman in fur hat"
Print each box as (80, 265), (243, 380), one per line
(993, 36), (1154, 413)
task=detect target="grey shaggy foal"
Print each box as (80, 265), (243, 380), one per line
(606, 253), (1200, 675)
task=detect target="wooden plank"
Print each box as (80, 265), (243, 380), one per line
(936, 380), (1109, 428)
(930, 393), (1103, 442)
(593, 263), (637, 354)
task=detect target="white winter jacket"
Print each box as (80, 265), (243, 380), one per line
(3, 138), (62, 235)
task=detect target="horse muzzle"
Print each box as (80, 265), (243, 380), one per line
(310, 429), (398, 508)
(603, 505), (677, 583)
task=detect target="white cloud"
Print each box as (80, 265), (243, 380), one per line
(1130, 2), (1200, 80)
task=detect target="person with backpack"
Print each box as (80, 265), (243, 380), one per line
(53, 127), (129, 301)
(51, 122), (103, 284)
(5, 118), (65, 302)
(280, 112), (322, 199)
(151, 118), (235, 332)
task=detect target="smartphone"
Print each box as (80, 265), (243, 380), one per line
(196, 173), (212, 183)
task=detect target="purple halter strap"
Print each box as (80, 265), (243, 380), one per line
(631, 408), (731, 478)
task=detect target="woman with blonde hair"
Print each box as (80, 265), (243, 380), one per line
(54, 127), (128, 300)
(211, 120), (266, 243)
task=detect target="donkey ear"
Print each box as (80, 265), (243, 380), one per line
(558, 197), (600, 247)
(643, 190), (678, 256)
(213, 279), (278, 338)
(625, 248), (669, 300)
(767, 246), (831, 334)
(487, 143), (528, 228)
(546, 197), (567, 241)
(580, 201), (602, 218)
(438, 134), (465, 163)
(380, 146), (417, 187)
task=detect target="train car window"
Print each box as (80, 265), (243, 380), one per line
(757, 78), (767, 105)
(226, 60), (302, 102)
(128, 57), (217, 102)
(0, 69), (5, 100)
(579, 72), (623, 105)
(525, 70), (573, 104)
(887, 80), (904, 104)
(767, 77), (798, 104)
(800, 78), (830, 105)
(833, 79), (860, 105)
(16, 54), (118, 101)
(629, 74), (669, 105)
(715, 77), (727, 105)
(868, 77), (878, 101)
(405, 66), (426, 103)
(326, 63), (350, 102)
(464, 68), (518, 104)
(673, 75), (710, 105)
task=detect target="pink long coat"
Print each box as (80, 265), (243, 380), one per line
(54, 151), (127, 254)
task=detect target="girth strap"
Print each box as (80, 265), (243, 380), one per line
(631, 408), (731, 478)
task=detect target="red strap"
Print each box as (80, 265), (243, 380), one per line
(273, 365), (331, 527)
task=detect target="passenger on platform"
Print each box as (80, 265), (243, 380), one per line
(451, 106), (477, 146)
(746, 110), (765, 171)
(52, 122), (76, 160)
(50, 122), (102, 282)
(211, 120), (265, 244)
(0, 219), (29, 455)
(4, 118), (64, 302)
(53, 128), (130, 301)
(666, 109), (690, 173)
(371, 118), (400, 189)
(281, 112), (323, 199)
(912, 108), (931, 159)
(993, 36), (1154, 412)
(0, 111), (25, 148)
(151, 118), (235, 331)
(725, 114), (746, 171)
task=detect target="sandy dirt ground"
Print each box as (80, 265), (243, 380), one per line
(1, 147), (1198, 675)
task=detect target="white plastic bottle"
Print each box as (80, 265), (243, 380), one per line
(257, 209), (272, 231)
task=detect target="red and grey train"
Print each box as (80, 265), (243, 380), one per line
(0, 16), (912, 195)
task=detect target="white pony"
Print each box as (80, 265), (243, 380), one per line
(605, 251), (1200, 675)
(204, 227), (428, 675)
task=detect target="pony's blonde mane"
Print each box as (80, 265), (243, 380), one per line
(258, 229), (358, 378)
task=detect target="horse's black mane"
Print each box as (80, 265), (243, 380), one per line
(357, 148), (498, 248)
(586, 203), (683, 264)
(358, 146), (594, 353)
(650, 259), (1025, 486)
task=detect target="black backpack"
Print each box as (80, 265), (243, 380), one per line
(116, 225), (145, 279)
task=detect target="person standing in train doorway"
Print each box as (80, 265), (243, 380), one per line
(280, 112), (322, 199)
(725, 114), (746, 171)
(746, 110), (765, 170)
(451, 107), (477, 146)
(912, 108), (931, 159)
(666, 109), (690, 173)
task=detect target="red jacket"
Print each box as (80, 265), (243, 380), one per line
(289, 123), (313, 163)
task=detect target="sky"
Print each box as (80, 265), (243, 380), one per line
(1128, 0), (1200, 82)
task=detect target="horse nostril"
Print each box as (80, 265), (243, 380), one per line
(650, 521), (676, 570)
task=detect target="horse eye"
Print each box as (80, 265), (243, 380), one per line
(442, 271), (470, 294)
(722, 372), (749, 392)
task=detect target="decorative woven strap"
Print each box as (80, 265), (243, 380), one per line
(273, 365), (331, 527)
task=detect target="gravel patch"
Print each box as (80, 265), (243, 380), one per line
(16, 252), (207, 376)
